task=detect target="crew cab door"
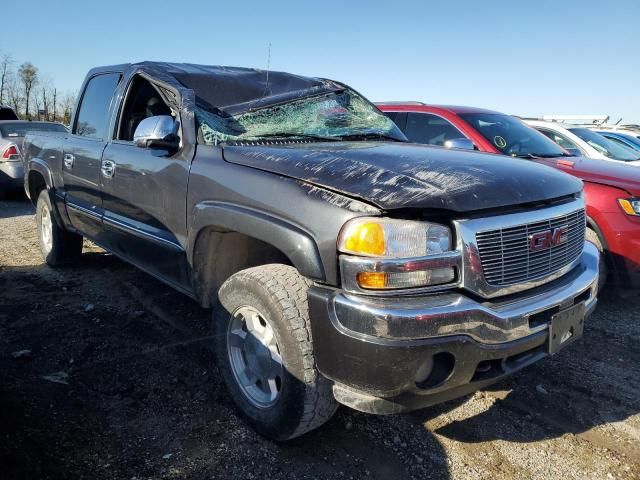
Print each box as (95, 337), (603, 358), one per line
(62, 72), (121, 238)
(99, 75), (191, 290)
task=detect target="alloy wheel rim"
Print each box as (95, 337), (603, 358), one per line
(40, 203), (53, 253)
(227, 306), (283, 408)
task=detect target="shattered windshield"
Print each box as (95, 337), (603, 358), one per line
(195, 89), (406, 145)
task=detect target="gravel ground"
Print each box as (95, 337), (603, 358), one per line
(0, 195), (638, 480)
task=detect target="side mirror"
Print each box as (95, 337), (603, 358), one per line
(444, 137), (475, 150)
(133, 115), (179, 151)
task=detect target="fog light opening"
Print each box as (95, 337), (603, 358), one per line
(416, 352), (455, 389)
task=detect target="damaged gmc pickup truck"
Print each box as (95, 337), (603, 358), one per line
(22, 62), (599, 440)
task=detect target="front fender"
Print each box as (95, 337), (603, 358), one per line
(188, 201), (325, 281)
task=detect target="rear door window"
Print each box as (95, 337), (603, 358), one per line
(404, 113), (465, 146)
(73, 73), (121, 140)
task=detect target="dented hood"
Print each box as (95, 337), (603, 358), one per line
(222, 142), (583, 212)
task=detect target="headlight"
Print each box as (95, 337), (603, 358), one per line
(617, 198), (640, 216)
(338, 217), (459, 291)
(338, 217), (451, 258)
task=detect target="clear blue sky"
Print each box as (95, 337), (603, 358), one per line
(2, 0), (639, 122)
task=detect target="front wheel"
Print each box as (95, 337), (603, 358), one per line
(36, 189), (83, 266)
(212, 264), (337, 441)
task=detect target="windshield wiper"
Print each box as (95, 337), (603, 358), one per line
(533, 153), (572, 158)
(337, 132), (406, 142)
(254, 132), (338, 142)
(514, 152), (567, 159)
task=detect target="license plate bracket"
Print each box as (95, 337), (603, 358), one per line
(548, 302), (585, 355)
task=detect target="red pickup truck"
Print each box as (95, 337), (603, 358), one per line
(378, 103), (640, 290)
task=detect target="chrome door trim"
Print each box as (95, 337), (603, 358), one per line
(102, 214), (183, 252)
(66, 201), (102, 220)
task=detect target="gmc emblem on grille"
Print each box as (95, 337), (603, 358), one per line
(529, 226), (568, 252)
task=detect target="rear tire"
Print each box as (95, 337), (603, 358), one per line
(586, 227), (606, 292)
(212, 264), (337, 441)
(36, 189), (83, 266)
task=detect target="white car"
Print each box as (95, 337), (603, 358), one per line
(524, 119), (640, 166)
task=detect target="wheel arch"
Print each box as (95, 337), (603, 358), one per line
(27, 158), (53, 205)
(586, 215), (609, 252)
(188, 202), (325, 307)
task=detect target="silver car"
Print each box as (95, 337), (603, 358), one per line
(0, 120), (67, 196)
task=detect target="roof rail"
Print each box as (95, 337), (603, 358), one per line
(375, 101), (426, 106)
(516, 116), (544, 120)
(540, 115), (610, 125)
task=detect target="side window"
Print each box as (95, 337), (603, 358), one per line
(382, 111), (407, 130)
(73, 73), (121, 139)
(117, 76), (173, 141)
(539, 129), (579, 150)
(404, 113), (465, 146)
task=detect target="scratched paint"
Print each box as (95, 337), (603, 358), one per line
(223, 142), (582, 212)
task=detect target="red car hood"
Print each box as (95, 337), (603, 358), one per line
(535, 156), (640, 196)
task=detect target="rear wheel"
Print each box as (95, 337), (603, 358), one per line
(36, 190), (83, 265)
(213, 264), (337, 441)
(586, 227), (607, 292)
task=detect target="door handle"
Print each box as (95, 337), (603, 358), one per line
(63, 154), (74, 169)
(101, 160), (116, 178)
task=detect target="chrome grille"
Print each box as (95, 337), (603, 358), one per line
(475, 208), (586, 286)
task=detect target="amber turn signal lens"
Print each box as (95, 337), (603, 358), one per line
(356, 271), (387, 289)
(342, 222), (386, 256)
(618, 198), (639, 216)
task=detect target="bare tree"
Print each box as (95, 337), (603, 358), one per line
(34, 94), (41, 121)
(6, 75), (22, 115)
(18, 62), (38, 118)
(0, 53), (12, 105)
(61, 92), (76, 125)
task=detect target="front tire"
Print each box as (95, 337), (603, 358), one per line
(36, 189), (83, 266)
(213, 264), (337, 441)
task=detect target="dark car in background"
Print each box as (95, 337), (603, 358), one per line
(0, 105), (19, 120)
(0, 120), (67, 196)
(378, 102), (640, 290)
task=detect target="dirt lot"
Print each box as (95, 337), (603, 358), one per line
(0, 195), (638, 480)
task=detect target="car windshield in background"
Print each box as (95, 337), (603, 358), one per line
(460, 113), (568, 158)
(196, 89), (406, 145)
(569, 128), (640, 161)
(0, 122), (67, 137)
(607, 133), (640, 151)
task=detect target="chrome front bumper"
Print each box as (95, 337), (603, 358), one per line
(327, 241), (599, 345)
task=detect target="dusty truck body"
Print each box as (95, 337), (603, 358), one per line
(22, 62), (599, 440)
